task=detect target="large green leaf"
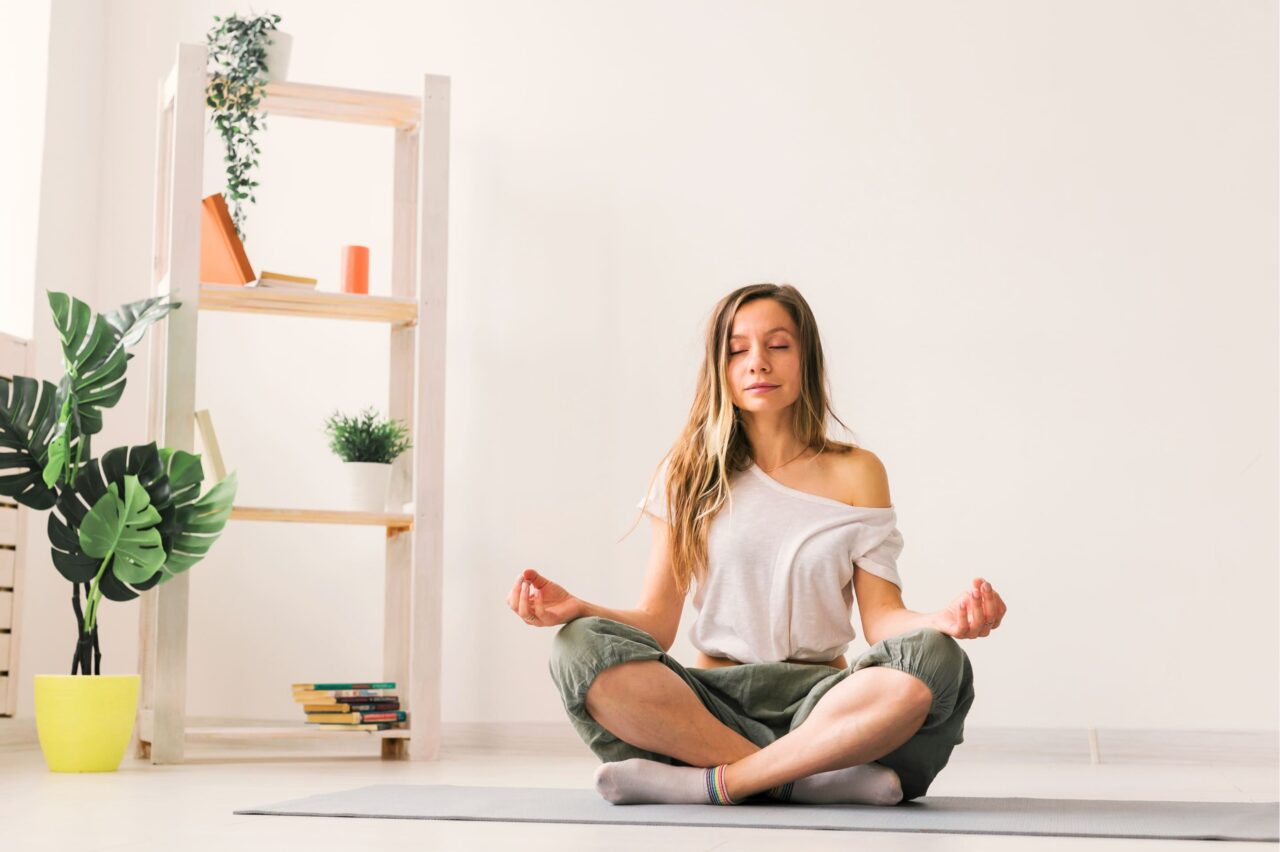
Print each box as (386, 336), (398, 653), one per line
(157, 470), (238, 580)
(79, 475), (164, 632)
(0, 376), (61, 509)
(47, 291), (127, 434)
(48, 443), (169, 596)
(157, 446), (204, 518)
(47, 442), (236, 601)
(42, 292), (127, 487)
(102, 295), (181, 349)
(40, 291), (178, 490)
(79, 475), (165, 584)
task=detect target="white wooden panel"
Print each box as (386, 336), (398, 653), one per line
(1, 317), (29, 717)
(0, 507), (16, 547)
(141, 41), (206, 766)
(0, 550), (14, 586)
(407, 73), (449, 761)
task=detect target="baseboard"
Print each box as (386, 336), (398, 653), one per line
(1, 716), (1274, 766)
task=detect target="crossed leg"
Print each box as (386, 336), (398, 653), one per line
(585, 659), (933, 803)
(585, 660), (762, 766)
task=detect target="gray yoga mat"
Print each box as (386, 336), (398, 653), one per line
(234, 783), (1280, 842)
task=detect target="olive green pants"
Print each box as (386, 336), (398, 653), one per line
(548, 616), (975, 802)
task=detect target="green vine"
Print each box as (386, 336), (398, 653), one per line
(204, 11), (283, 243)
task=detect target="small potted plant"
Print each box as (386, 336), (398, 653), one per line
(204, 11), (288, 243)
(323, 407), (412, 512)
(0, 291), (238, 772)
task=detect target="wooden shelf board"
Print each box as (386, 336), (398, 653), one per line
(202, 76), (421, 128)
(199, 284), (418, 325)
(230, 506), (413, 530)
(185, 724), (410, 740)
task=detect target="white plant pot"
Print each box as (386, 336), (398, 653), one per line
(345, 461), (392, 512)
(263, 31), (293, 82)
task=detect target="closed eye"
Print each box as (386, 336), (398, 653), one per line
(730, 346), (788, 356)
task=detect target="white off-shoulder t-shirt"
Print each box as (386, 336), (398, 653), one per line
(636, 457), (904, 663)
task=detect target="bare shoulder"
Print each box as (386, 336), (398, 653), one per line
(835, 447), (892, 509)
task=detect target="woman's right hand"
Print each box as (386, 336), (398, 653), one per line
(506, 568), (583, 627)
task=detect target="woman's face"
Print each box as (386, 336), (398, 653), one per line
(727, 299), (802, 413)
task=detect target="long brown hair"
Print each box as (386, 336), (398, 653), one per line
(627, 283), (861, 596)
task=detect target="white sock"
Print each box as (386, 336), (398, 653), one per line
(777, 762), (903, 805)
(594, 759), (736, 805)
(592, 758), (903, 806)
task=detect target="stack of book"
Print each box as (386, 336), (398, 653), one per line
(254, 270), (319, 291)
(292, 682), (407, 731)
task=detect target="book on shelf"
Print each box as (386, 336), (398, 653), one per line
(302, 700), (401, 713)
(305, 710), (407, 724)
(293, 681), (405, 730)
(296, 689), (399, 704)
(199, 193), (255, 285)
(254, 270), (319, 291)
(292, 692), (395, 704)
(310, 722), (397, 731)
(294, 680), (394, 695)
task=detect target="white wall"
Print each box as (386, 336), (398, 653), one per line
(13, 0), (1278, 733)
(9, 0), (110, 697)
(0, 2), (52, 340)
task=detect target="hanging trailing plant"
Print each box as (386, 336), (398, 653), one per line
(204, 11), (283, 243)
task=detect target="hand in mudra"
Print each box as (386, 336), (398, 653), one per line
(506, 568), (582, 627)
(932, 577), (1006, 639)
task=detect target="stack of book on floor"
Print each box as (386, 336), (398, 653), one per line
(292, 682), (406, 731)
(253, 270), (319, 291)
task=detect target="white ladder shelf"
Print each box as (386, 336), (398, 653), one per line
(137, 43), (449, 762)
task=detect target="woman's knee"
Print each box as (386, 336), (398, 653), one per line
(548, 616), (663, 693)
(898, 628), (970, 716)
(548, 617), (600, 685)
(551, 616), (657, 660)
(913, 627), (966, 669)
(550, 616), (601, 661)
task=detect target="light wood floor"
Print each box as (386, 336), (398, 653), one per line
(1, 718), (1275, 851)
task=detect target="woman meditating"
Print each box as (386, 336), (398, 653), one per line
(505, 283), (1006, 806)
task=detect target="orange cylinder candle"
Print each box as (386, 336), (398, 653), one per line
(341, 245), (369, 294)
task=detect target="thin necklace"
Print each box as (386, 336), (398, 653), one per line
(758, 446), (812, 474)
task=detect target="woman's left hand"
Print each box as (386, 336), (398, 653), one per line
(930, 577), (1006, 639)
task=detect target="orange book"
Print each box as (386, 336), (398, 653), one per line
(200, 193), (255, 284)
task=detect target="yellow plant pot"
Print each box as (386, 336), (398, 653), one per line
(34, 674), (140, 772)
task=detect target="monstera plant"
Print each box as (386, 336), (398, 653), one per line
(0, 290), (238, 676)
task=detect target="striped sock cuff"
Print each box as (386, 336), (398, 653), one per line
(704, 764), (737, 805)
(766, 780), (795, 801)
